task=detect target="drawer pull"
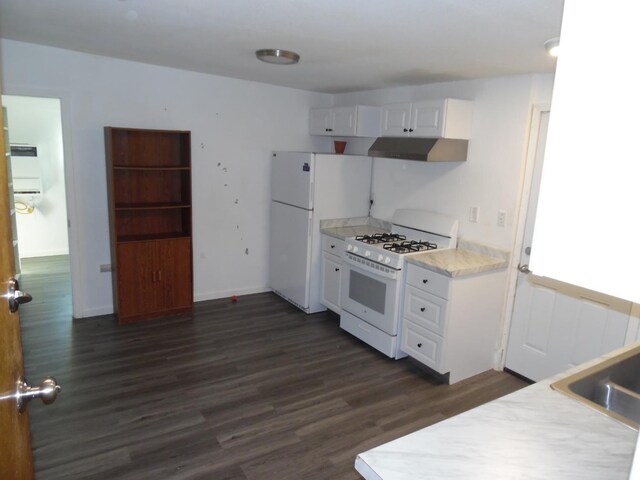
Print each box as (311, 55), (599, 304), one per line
(420, 307), (426, 312)
(417, 343), (422, 348)
(331, 244), (335, 249)
(422, 279), (429, 284)
(335, 268), (340, 272)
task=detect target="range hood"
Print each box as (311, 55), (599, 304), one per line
(368, 137), (468, 162)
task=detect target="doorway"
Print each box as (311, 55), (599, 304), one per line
(2, 95), (72, 314)
(503, 107), (634, 381)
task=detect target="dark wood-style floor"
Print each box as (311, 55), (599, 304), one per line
(19, 255), (527, 479)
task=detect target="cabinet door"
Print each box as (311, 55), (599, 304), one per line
(309, 107), (333, 135)
(381, 103), (412, 137)
(331, 106), (357, 136)
(410, 100), (444, 137)
(116, 242), (158, 319)
(156, 238), (192, 312)
(321, 253), (342, 313)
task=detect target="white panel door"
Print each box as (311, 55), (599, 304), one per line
(271, 151), (314, 209)
(381, 103), (411, 137)
(505, 111), (632, 381)
(269, 201), (312, 311)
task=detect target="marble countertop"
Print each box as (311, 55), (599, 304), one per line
(406, 239), (509, 278)
(355, 344), (639, 480)
(320, 217), (391, 240)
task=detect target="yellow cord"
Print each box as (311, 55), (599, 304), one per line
(14, 200), (34, 214)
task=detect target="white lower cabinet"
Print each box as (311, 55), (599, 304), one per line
(320, 234), (345, 314)
(401, 262), (506, 384)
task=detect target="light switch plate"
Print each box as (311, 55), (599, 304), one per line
(497, 210), (507, 227)
(469, 206), (479, 223)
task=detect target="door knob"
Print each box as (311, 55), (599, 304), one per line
(5, 278), (32, 313)
(518, 264), (532, 274)
(15, 376), (61, 413)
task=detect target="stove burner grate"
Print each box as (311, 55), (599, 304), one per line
(355, 233), (406, 244)
(383, 240), (438, 254)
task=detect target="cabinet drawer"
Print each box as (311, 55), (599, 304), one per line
(404, 285), (447, 335)
(401, 320), (444, 372)
(322, 234), (345, 255)
(406, 263), (450, 299)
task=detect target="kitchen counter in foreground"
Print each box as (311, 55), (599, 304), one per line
(355, 344), (639, 480)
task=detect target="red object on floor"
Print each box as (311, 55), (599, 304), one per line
(231, 295), (238, 302)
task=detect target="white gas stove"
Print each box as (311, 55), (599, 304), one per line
(344, 209), (458, 273)
(340, 209), (458, 359)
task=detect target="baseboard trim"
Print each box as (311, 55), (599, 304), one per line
(194, 286), (270, 302)
(20, 249), (70, 258)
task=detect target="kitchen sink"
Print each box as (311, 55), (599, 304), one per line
(551, 344), (640, 430)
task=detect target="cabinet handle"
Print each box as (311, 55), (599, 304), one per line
(422, 279), (429, 284)
(157, 270), (162, 281)
(420, 307), (426, 312)
(330, 244), (335, 249)
(335, 268), (340, 272)
(403, 128), (409, 132)
(151, 271), (156, 282)
(409, 128), (414, 132)
(417, 343), (422, 348)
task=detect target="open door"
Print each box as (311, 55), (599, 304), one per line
(505, 109), (632, 381)
(0, 81), (60, 478)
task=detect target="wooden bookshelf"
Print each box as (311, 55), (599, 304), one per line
(105, 127), (193, 323)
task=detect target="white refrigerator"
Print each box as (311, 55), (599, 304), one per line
(269, 151), (373, 313)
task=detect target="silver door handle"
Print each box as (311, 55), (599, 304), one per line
(5, 278), (33, 313)
(15, 376), (61, 413)
(518, 264), (532, 274)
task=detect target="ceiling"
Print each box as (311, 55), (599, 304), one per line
(0, 0), (564, 94)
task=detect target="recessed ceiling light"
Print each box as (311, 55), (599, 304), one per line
(544, 37), (560, 57)
(255, 49), (300, 65)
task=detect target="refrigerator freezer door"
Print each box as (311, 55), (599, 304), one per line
(269, 200), (313, 311)
(271, 152), (314, 209)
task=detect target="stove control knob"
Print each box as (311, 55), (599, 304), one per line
(384, 257), (391, 265)
(364, 251), (371, 257)
(347, 244), (353, 252)
(352, 246), (359, 254)
(377, 254), (384, 262)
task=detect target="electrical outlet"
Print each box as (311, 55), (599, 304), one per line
(99, 264), (112, 272)
(497, 210), (507, 227)
(469, 206), (479, 223)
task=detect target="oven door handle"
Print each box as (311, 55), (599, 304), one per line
(343, 253), (398, 280)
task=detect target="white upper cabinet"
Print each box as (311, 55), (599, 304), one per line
(309, 105), (381, 137)
(382, 99), (473, 139)
(309, 107), (333, 135)
(381, 103), (412, 137)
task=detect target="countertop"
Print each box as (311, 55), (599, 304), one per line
(405, 239), (509, 278)
(320, 217), (391, 240)
(355, 344), (639, 480)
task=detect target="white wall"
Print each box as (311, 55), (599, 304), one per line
(4, 95), (69, 258)
(1, 39), (333, 317)
(334, 74), (555, 250)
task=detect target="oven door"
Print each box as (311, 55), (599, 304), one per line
(341, 256), (401, 335)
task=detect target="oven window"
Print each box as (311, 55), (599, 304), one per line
(349, 270), (386, 314)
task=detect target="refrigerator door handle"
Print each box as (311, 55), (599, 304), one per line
(308, 216), (313, 238)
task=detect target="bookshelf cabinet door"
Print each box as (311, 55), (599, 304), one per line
(116, 242), (158, 320)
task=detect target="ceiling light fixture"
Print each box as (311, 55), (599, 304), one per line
(255, 49), (300, 65)
(544, 37), (560, 57)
